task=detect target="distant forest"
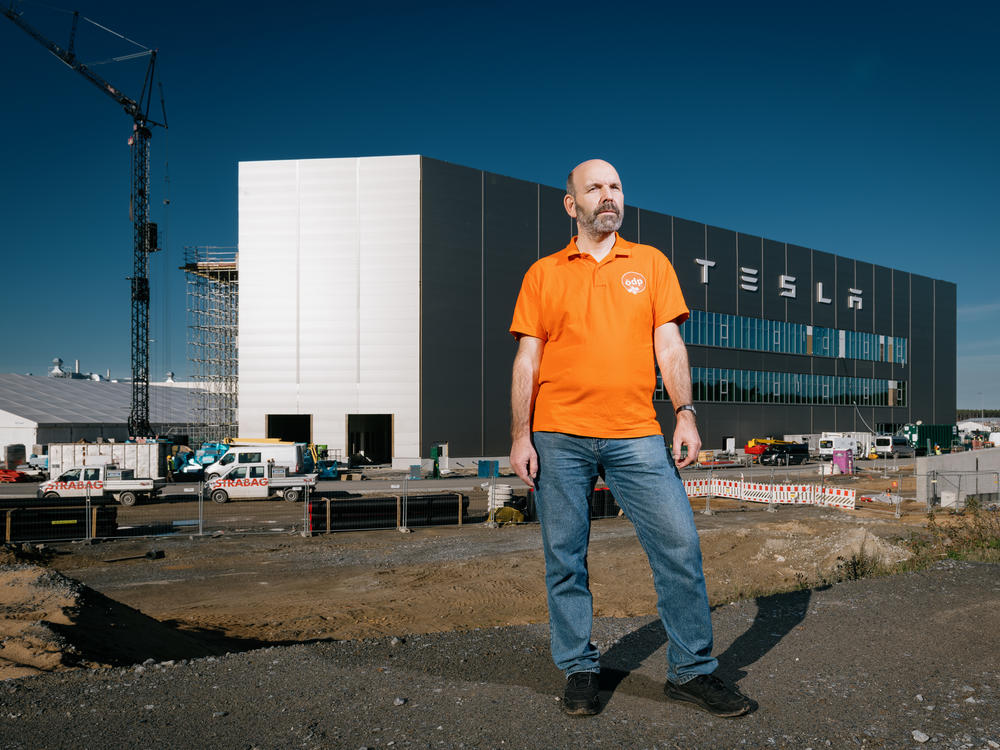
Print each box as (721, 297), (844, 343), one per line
(957, 409), (1000, 419)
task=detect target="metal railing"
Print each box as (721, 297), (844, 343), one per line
(920, 470), (1000, 511)
(1, 482), (486, 544)
(1, 477), (646, 544)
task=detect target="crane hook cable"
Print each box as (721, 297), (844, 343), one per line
(83, 49), (152, 67)
(17, 0), (150, 49)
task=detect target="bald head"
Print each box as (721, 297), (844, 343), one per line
(566, 159), (620, 198)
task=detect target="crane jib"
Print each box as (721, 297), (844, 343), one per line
(4, 6), (165, 438)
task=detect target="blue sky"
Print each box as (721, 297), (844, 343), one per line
(1, 0), (997, 408)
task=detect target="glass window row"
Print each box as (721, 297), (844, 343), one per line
(656, 367), (906, 407)
(683, 309), (907, 365)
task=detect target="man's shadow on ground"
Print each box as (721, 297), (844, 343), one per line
(597, 587), (820, 707)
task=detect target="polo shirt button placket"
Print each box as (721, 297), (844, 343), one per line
(594, 257), (609, 288)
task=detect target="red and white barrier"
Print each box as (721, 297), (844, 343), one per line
(712, 480), (743, 500)
(683, 478), (856, 511)
(684, 479), (712, 498)
(741, 482), (774, 503)
(816, 486), (856, 510)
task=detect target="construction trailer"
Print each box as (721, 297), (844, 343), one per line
(783, 433), (821, 453)
(46, 441), (170, 481)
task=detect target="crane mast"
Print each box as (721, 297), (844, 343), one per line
(4, 3), (165, 437)
(130, 121), (154, 436)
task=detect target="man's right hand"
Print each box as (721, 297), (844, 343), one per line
(509, 335), (543, 489)
(510, 436), (538, 488)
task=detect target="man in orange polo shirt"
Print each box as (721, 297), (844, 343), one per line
(509, 159), (753, 718)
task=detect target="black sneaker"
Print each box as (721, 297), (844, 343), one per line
(562, 671), (600, 716)
(664, 674), (753, 717)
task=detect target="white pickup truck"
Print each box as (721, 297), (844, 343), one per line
(206, 462), (317, 504)
(37, 466), (164, 506)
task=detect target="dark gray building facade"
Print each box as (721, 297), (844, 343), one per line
(419, 157), (956, 456)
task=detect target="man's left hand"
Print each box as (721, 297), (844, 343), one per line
(672, 412), (701, 468)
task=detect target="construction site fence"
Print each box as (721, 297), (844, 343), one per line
(917, 470), (1000, 511)
(3, 475), (869, 545)
(1, 483), (491, 545)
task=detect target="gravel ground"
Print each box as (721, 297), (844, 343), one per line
(1, 560), (997, 750)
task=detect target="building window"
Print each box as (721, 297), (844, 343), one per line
(683, 310), (908, 365)
(670, 367), (903, 408)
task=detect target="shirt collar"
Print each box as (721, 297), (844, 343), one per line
(562, 233), (634, 262)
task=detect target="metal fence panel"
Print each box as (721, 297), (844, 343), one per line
(308, 493), (470, 534)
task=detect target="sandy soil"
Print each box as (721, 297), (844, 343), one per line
(0, 474), (930, 682)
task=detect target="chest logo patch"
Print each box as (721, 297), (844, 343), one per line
(621, 271), (647, 295)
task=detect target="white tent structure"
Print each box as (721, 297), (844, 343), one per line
(0, 374), (198, 463)
(958, 420), (991, 433)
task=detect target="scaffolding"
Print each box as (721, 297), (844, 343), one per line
(183, 246), (238, 445)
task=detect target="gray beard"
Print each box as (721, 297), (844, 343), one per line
(579, 208), (623, 237)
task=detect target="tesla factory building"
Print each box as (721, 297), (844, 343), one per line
(238, 155), (956, 466)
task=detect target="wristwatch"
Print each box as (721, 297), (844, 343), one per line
(675, 404), (697, 417)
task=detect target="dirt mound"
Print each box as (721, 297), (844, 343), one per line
(0, 561), (232, 680)
(696, 518), (913, 603)
(2, 502), (925, 682)
(748, 523), (911, 570)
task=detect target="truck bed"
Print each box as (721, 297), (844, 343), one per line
(267, 474), (317, 488)
(101, 478), (163, 492)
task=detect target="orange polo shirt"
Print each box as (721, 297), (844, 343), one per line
(510, 234), (689, 438)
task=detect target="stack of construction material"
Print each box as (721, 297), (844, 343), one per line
(487, 483), (512, 511)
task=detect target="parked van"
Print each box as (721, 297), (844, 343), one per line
(820, 431), (874, 458)
(759, 442), (810, 465)
(818, 436), (861, 460)
(873, 435), (915, 459)
(203, 442), (305, 481)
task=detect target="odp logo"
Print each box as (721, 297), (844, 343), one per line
(621, 271), (647, 295)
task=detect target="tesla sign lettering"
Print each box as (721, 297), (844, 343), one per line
(695, 258), (863, 310)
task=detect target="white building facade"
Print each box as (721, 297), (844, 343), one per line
(238, 156), (421, 465)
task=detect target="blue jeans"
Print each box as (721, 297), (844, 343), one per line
(532, 431), (717, 683)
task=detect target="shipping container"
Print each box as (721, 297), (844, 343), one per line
(902, 424), (958, 455)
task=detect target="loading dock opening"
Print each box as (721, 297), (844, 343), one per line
(266, 414), (312, 444)
(347, 414), (392, 465)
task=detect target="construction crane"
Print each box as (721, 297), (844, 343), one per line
(3, 3), (166, 437)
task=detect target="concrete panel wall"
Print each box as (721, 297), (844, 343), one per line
(916, 447), (1000, 507)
